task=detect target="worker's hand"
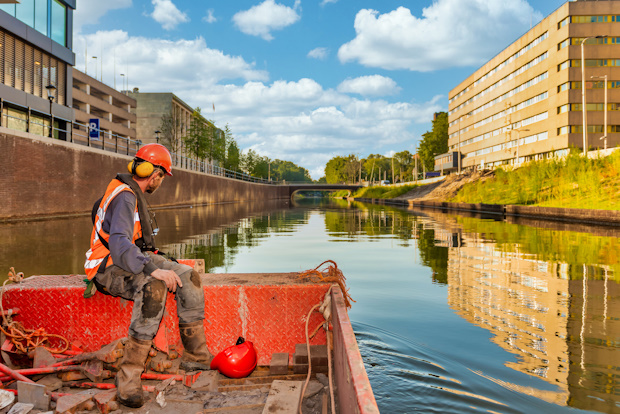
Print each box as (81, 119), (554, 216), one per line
(151, 269), (183, 292)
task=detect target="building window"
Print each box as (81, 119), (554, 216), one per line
(15, 0), (35, 27)
(0, 28), (66, 105)
(557, 126), (568, 136)
(51, 0), (66, 46)
(571, 37), (620, 45)
(558, 39), (569, 50)
(572, 59), (620, 68)
(558, 61), (569, 71)
(34, 0), (48, 35)
(558, 17), (568, 29)
(571, 15), (620, 23)
(570, 103), (606, 111)
(558, 82), (569, 92)
(557, 104), (569, 114)
(570, 125), (619, 133)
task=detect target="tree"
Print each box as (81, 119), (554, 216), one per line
(271, 160), (312, 182)
(418, 112), (449, 172)
(393, 150), (414, 182)
(325, 156), (347, 184)
(223, 124), (240, 171)
(184, 108), (208, 162)
(159, 107), (183, 164)
(362, 154), (390, 183)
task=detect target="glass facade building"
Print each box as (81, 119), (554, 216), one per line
(0, 0), (75, 139)
(0, 0), (67, 46)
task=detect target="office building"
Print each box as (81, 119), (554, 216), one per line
(0, 0), (75, 139)
(128, 91), (223, 165)
(443, 0), (620, 172)
(72, 69), (136, 143)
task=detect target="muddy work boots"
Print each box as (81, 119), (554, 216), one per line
(116, 336), (152, 408)
(179, 320), (214, 371)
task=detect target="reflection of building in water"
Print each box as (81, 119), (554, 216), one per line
(566, 268), (620, 413)
(446, 233), (570, 399)
(425, 213), (620, 412)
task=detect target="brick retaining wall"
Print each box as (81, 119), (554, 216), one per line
(1, 131), (289, 221)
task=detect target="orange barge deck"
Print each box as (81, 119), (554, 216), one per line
(0, 265), (379, 413)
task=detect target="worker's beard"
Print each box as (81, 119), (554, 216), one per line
(146, 179), (162, 194)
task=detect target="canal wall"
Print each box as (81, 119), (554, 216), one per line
(1, 130), (289, 221)
(354, 197), (620, 226)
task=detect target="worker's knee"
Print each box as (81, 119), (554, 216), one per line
(141, 279), (167, 319)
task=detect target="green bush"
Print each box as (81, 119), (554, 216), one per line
(451, 151), (620, 210)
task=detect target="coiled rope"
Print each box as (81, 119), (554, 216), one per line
(0, 268), (70, 354)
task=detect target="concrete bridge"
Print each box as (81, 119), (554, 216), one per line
(284, 183), (363, 198)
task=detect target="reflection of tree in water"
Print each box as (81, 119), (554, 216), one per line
(324, 204), (415, 243)
(171, 210), (311, 272)
(415, 223), (449, 285)
(453, 216), (620, 281)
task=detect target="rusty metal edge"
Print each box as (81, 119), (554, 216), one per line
(331, 287), (380, 414)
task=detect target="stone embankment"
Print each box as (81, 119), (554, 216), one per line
(356, 171), (620, 227)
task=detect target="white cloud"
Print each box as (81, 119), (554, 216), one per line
(338, 0), (542, 72)
(320, 0), (338, 6)
(201, 81), (443, 178)
(150, 0), (189, 30)
(307, 47), (329, 60)
(75, 30), (267, 92)
(73, 0), (132, 32)
(233, 0), (301, 41)
(203, 9), (217, 23)
(337, 75), (401, 97)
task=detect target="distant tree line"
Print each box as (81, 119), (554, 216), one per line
(321, 112), (449, 184)
(241, 149), (312, 182)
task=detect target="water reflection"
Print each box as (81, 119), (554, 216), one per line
(1, 198), (618, 413)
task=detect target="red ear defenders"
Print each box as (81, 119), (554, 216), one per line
(127, 159), (155, 178)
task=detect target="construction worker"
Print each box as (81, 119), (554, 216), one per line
(84, 143), (213, 408)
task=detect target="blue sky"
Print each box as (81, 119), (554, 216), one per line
(74, 0), (567, 179)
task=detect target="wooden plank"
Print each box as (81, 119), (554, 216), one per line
(262, 380), (303, 414)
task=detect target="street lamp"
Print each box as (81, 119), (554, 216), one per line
(591, 75), (608, 150)
(46, 84), (56, 138)
(581, 35), (605, 156)
(120, 73), (125, 91)
(154, 129), (161, 143)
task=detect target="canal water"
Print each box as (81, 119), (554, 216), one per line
(1, 198), (618, 413)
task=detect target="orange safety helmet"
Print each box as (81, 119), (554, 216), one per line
(134, 143), (173, 176)
(210, 337), (257, 378)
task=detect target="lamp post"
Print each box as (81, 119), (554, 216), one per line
(581, 35), (605, 156)
(591, 75), (608, 150)
(46, 84), (56, 138)
(155, 129), (161, 143)
(120, 73), (125, 92)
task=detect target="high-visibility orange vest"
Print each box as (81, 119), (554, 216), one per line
(84, 179), (142, 279)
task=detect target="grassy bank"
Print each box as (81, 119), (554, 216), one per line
(332, 184), (420, 199)
(451, 151), (620, 210)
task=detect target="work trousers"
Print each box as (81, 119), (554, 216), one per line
(93, 252), (205, 341)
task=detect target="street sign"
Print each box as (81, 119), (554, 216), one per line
(89, 118), (100, 140)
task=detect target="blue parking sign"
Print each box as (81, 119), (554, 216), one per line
(89, 118), (100, 140)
